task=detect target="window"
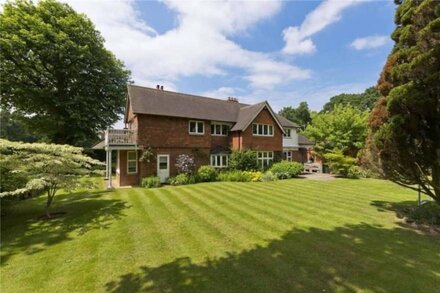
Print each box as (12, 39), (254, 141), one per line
(211, 123), (230, 136)
(252, 123), (274, 136)
(283, 128), (292, 138)
(257, 151), (273, 168)
(158, 156), (168, 170)
(283, 151), (292, 161)
(210, 154), (228, 168)
(189, 120), (204, 135)
(127, 151), (137, 174)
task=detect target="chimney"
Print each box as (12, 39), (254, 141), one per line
(156, 84), (160, 90)
(227, 96), (238, 103)
(160, 85), (164, 90)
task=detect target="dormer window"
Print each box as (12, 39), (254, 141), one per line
(252, 123), (274, 136)
(189, 120), (204, 135)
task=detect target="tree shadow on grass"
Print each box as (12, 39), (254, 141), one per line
(105, 223), (440, 293)
(1, 190), (130, 265)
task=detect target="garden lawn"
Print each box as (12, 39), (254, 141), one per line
(1, 179), (439, 292)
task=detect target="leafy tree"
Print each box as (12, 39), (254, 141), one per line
(0, 139), (103, 217)
(322, 87), (380, 113)
(368, 0), (440, 204)
(0, 0), (130, 146)
(279, 101), (312, 131)
(0, 109), (40, 142)
(304, 104), (369, 158)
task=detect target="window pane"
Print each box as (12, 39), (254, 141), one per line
(263, 125), (267, 135)
(211, 124), (215, 134)
(222, 125), (228, 135)
(190, 122), (196, 133)
(211, 156), (215, 166)
(253, 124), (257, 134)
(222, 155), (227, 166)
(127, 151), (136, 160)
(269, 152), (273, 158)
(159, 162), (167, 170)
(197, 122), (204, 133)
(269, 126), (273, 135)
(258, 124), (263, 134)
(128, 161), (136, 173)
(215, 124), (221, 134)
(258, 152), (262, 158)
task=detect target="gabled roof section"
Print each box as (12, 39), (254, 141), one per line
(298, 134), (314, 145)
(127, 84), (244, 122)
(276, 114), (299, 128)
(230, 102), (266, 131)
(230, 101), (285, 134)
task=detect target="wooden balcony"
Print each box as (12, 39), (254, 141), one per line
(105, 129), (136, 146)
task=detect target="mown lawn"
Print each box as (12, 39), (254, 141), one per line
(1, 178), (439, 292)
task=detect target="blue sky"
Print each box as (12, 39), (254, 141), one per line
(27, 1), (396, 112)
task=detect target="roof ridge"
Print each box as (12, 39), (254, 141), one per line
(128, 84), (250, 106)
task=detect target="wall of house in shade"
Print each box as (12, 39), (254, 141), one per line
(116, 150), (141, 186)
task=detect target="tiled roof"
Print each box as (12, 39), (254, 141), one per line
(298, 134), (314, 145)
(127, 85), (295, 132)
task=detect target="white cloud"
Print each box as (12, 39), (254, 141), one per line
(350, 35), (389, 50)
(200, 87), (237, 99)
(282, 0), (360, 55)
(59, 0), (310, 90)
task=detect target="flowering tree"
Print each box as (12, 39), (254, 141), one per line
(175, 154), (195, 175)
(0, 139), (103, 217)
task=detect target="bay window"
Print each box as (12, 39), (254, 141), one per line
(210, 154), (228, 168)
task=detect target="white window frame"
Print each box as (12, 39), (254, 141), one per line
(252, 123), (274, 137)
(127, 150), (138, 174)
(283, 128), (292, 138)
(284, 151), (292, 161)
(189, 120), (204, 135)
(210, 154), (229, 168)
(210, 122), (230, 136)
(257, 151), (274, 168)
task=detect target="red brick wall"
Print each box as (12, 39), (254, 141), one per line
(136, 115), (226, 149)
(118, 109), (284, 186)
(140, 147), (210, 178)
(240, 108), (283, 151)
(117, 150), (140, 186)
(291, 148), (309, 163)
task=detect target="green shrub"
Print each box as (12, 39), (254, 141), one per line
(323, 152), (357, 177)
(269, 161), (303, 179)
(218, 170), (252, 182)
(197, 165), (218, 182)
(141, 176), (161, 188)
(168, 174), (189, 186)
(347, 166), (364, 179)
(168, 173), (199, 185)
(261, 171), (277, 182)
(409, 202), (440, 225)
(229, 150), (258, 171)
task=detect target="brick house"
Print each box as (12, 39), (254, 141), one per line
(95, 84), (315, 187)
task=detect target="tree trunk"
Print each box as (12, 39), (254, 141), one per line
(46, 192), (54, 218)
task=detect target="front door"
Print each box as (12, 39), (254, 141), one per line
(157, 154), (170, 183)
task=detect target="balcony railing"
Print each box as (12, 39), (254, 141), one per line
(105, 129), (136, 146)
